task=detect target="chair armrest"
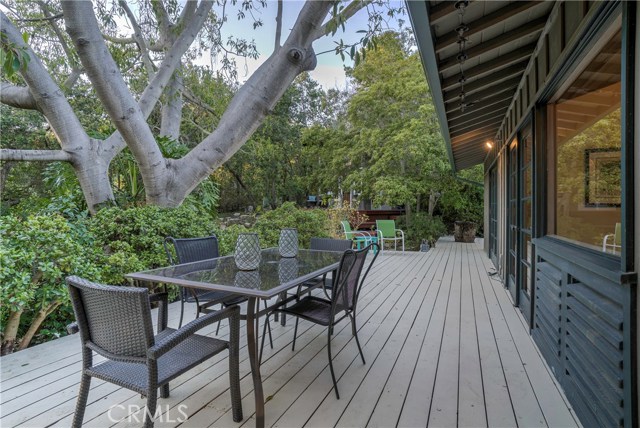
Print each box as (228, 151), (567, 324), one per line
(395, 229), (405, 239)
(148, 305), (240, 360)
(67, 322), (79, 335)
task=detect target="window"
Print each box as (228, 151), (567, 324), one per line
(548, 30), (621, 252)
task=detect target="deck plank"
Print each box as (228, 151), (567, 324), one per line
(395, 242), (456, 427)
(457, 243), (487, 427)
(0, 240), (580, 428)
(468, 243), (518, 427)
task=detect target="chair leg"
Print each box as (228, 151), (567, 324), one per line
(292, 317), (299, 351)
(160, 383), (170, 399)
(71, 373), (91, 428)
(143, 386), (157, 428)
(178, 299), (185, 329)
(259, 313), (270, 365)
(349, 314), (366, 365)
(327, 329), (340, 399)
(264, 301), (273, 349)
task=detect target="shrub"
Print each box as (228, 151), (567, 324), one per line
(89, 205), (216, 283)
(325, 200), (370, 238)
(252, 202), (330, 248)
(0, 214), (102, 354)
(397, 213), (447, 250)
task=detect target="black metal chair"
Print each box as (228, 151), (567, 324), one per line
(66, 276), (242, 428)
(164, 234), (272, 344)
(298, 237), (354, 296)
(164, 235), (245, 328)
(261, 243), (378, 399)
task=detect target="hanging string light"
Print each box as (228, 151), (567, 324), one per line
(455, 0), (470, 112)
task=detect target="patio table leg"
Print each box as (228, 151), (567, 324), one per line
(246, 297), (265, 428)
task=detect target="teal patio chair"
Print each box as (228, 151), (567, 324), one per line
(376, 219), (405, 252)
(341, 220), (376, 248)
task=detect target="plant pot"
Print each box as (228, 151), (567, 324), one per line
(454, 221), (477, 243)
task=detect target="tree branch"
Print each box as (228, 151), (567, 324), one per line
(16, 13), (63, 22)
(118, 0), (155, 79)
(0, 83), (39, 111)
(152, 0), (172, 49)
(274, 0), (283, 51)
(317, 0), (372, 40)
(104, 0), (214, 149)
(62, 1), (164, 173)
(0, 149), (71, 162)
(0, 12), (88, 146)
(177, 0), (197, 31)
(102, 33), (135, 44)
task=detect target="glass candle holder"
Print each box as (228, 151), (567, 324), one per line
(278, 228), (298, 258)
(278, 258), (299, 284)
(234, 233), (261, 270)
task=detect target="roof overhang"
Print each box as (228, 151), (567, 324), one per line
(407, 0), (554, 171)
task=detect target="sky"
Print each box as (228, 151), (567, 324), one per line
(210, 1), (406, 90)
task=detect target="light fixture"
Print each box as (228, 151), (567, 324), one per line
(485, 141), (493, 150)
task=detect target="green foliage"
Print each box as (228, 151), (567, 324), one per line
(0, 31), (31, 78)
(396, 213), (447, 249)
(437, 167), (484, 233)
(89, 205), (216, 284)
(252, 202), (330, 248)
(0, 214), (102, 352)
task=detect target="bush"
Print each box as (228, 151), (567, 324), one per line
(397, 213), (447, 250)
(252, 202), (330, 248)
(89, 205), (217, 284)
(0, 214), (102, 354)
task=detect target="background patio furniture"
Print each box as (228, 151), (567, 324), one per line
(262, 243), (379, 399)
(376, 219), (405, 251)
(65, 276), (242, 428)
(341, 220), (376, 247)
(602, 222), (622, 253)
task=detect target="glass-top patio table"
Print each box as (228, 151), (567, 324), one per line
(126, 248), (343, 428)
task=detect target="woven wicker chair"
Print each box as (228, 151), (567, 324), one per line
(261, 243), (379, 399)
(66, 276), (242, 428)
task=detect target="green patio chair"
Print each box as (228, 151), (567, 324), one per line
(341, 220), (375, 247)
(376, 219), (405, 252)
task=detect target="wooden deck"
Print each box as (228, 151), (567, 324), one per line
(0, 238), (581, 428)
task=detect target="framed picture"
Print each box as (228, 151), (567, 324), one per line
(584, 148), (621, 207)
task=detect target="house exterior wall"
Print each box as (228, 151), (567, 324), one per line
(483, 1), (637, 426)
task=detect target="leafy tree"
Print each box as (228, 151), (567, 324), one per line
(1, 1), (401, 212)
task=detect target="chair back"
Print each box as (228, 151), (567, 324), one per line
(332, 244), (379, 313)
(66, 276), (154, 360)
(310, 237), (353, 252)
(164, 235), (219, 265)
(340, 221), (352, 234)
(614, 222), (622, 246)
(376, 220), (396, 238)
